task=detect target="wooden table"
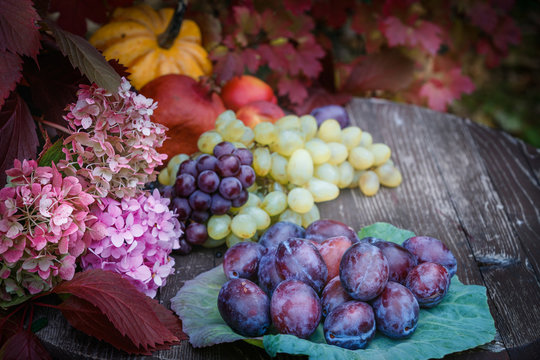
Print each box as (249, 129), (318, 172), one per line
(37, 98), (540, 359)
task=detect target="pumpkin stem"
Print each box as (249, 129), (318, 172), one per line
(158, 0), (187, 49)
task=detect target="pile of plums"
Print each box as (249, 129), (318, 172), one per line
(217, 220), (457, 350)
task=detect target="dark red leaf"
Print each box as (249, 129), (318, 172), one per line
(52, 269), (179, 352)
(258, 43), (295, 72)
(233, 6), (261, 36)
(343, 50), (414, 94)
(107, 59), (131, 78)
(0, 93), (39, 187)
(283, 0), (312, 15)
(145, 297), (188, 342)
(240, 48), (261, 73)
(312, 0), (354, 29)
(0, 329), (52, 360)
(277, 77), (308, 105)
(0, 310), (23, 345)
(294, 37), (325, 78)
(211, 50), (244, 85)
(0, 0), (41, 59)
(0, 50), (22, 107)
(291, 87), (351, 115)
(261, 9), (293, 39)
(49, 0), (107, 36)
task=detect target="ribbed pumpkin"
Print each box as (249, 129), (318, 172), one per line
(89, 3), (212, 89)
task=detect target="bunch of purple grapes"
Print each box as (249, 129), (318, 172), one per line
(163, 142), (256, 254)
(217, 220), (458, 350)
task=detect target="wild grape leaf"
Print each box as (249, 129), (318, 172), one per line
(291, 87), (351, 115)
(0, 50), (22, 107)
(146, 296), (188, 342)
(0, 329), (52, 360)
(49, 0), (107, 36)
(294, 37), (324, 78)
(343, 50), (414, 93)
(419, 68), (474, 111)
(492, 16), (521, 53)
(283, 0), (312, 15)
(350, 2), (380, 35)
(47, 20), (121, 93)
(261, 9), (293, 39)
(0, 93), (38, 187)
(240, 48), (261, 73)
(312, 0), (354, 29)
(380, 17), (443, 55)
(0, 0), (41, 58)
(53, 269), (179, 351)
(211, 49), (244, 85)
(278, 77), (308, 105)
(468, 2), (498, 33)
(258, 43), (294, 72)
(233, 6), (261, 36)
(476, 39), (500, 68)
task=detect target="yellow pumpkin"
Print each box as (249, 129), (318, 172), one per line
(89, 4), (212, 89)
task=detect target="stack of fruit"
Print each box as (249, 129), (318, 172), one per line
(217, 220), (457, 350)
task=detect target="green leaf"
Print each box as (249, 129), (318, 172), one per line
(171, 223), (496, 359)
(357, 222), (415, 244)
(45, 20), (121, 93)
(38, 139), (65, 167)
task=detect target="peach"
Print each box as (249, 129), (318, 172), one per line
(236, 100), (285, 128)
(221, 75), (277, 111)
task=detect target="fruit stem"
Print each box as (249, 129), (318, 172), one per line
(158, 0), (187, 50)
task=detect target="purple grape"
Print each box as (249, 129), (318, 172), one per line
(305, 219), (359, 244)
(231, 189), (248, 208)
(178, 159), (198, 177)
(188, 190), (211, 211)
(321, 276), (353, 317)
(236, 165), (256, 188)
(219, 177), (243, 200)
(176, 238), (192, 255)
(372, 241), (417, 284)
(210, 193), (231, 215)
(213, 141), (236, 158)
(197, 170), (220, 194)
(223, 242), (266, 280)
(216, 154), (241, 177)
(171, 197), (191, 221)
(185, 222), (208, 245)
(257, 249), (284, 296)
(310, 105), (350, 128)
(160, 185), (175, 199)
(258, 221), (306, 250)
(218, 278), (270, 337)
(190, 210), (209, 223)
(323, 301), (375, 349)
(275, 238), (328, 293)
(233, 148), (253, 165)
(174, 174), (196, 197)
(196, 154), (218, 172)
(402, 236), (457, 277)
(270, 279), (321, 339)
(405, 262), (450, 308)
(340, 242), (389, 301)
(372, 281), (419, 339)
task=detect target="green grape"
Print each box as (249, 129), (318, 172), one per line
(254, 122), (278, 145)
(239, 206), (271, 230)
(222, 119), (246, 142)
(341, 126), (363, 150)
(305, 138), (331, 165)
(261, 191), (288, 216)
(158, 168), (171, 185)
(253, 147), (272, 176)
(287, 149), (313, 186)
(201, 237), (226, 248)
(232, 142), (247, 149)
(327, 142), (348, 165)
(300, 115), (318, 141)
(317, 119), (342, 143)
(337, 161), (355, 188)
(197, 130), (223, 154)
(225, 233), (245, 248)
(348, 169), (363, 188)
(271, 181), (288, 193)
(287, 188), (314, 214)
(359, 170), (380, 196)
(239, 126), (254, 146)
(348, 146), (374, 170)
(278, 208), (303, 226)
(231, 214), (257, 238)
(370, 143), (391, 166)
(275, 130), (304, 156)
(375, 162), (402, 187)
(275, 115), (300, 131)
(314, 163), (339, 185)
(359, 131), (373, 147)
(167, 153), (189, 184)
(301, 204), (320, 228)
(305, 178), (340, 202)
(207, 214), (232, 240)
(270, 153), (289, 184)
(215, 110), (236, 134)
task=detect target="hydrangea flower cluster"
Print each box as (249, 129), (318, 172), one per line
(80, 190), (182, 298)
(0, 160), (95, 302)
(58, 78), (168, 199)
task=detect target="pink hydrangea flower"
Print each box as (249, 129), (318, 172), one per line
(81, 189), (182, 298)
(0, 160), (95, 303)
(58, 78), (168, 199)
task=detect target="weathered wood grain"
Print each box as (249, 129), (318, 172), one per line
(35, 98), (540, 360)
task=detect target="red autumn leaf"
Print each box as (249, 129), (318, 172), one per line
(492, 16), (521, 53)
(146, 296), (188, 342)
(294, 37), (325, 78)
(0, 0), (41, 58)
(343, 50), (414, 94)
(419, 68), (475, 111)
(261, 9), (293, 40)
(283, 0), (312, 15)
(49, 0), (107, 36)
(380, 16), (443, 55)
(211, 50), (245, 85)
(240, 48), (261, 73)
(53, 269), (179, 352)
(467, 2), (498, 33)
(277, 77), (308, 105)
(0, 50), (22, 107)
(233, 6), (261, 36)
(108, 58), (131, 78)
(312, 0), (354, 29)
(0, 329), (52, 360)
(0, 93), (39, 187)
